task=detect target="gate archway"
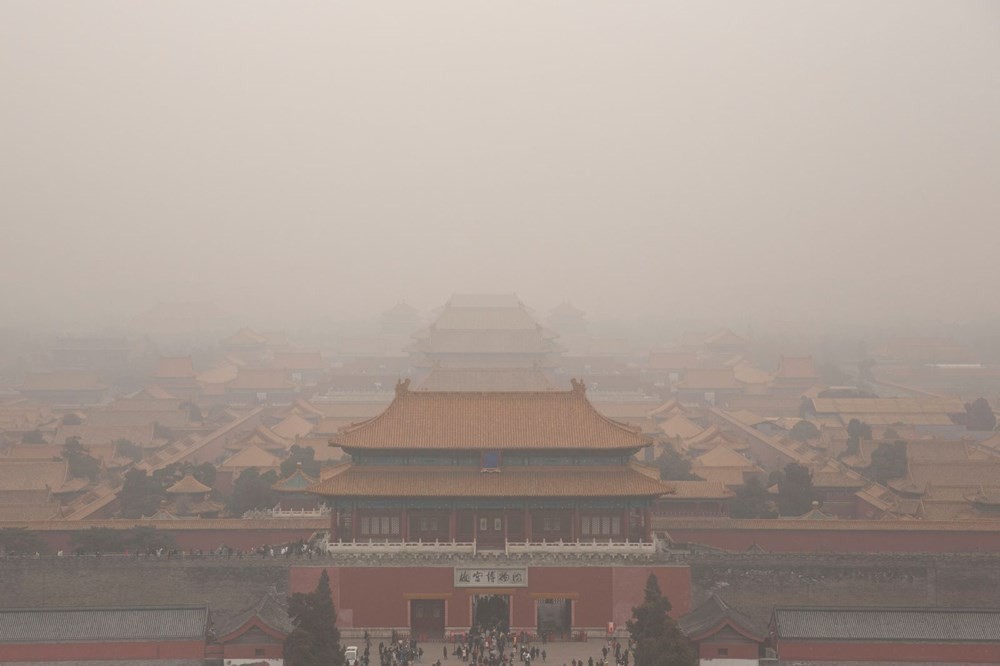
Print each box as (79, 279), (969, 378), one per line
(472, 594), (510, 632)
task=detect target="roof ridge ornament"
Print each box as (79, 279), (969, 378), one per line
(395, 378), (411, 396)
(570, 378), (586, 394)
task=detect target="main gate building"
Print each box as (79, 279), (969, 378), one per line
(310, 378), (669, 548)
(303, 378), (686, 639)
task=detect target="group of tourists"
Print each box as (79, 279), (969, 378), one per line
(437, 626), (547, 666)
(566, 638), (629, 666)
(356, 628), (630, 666)
(376, 637), (422, 666)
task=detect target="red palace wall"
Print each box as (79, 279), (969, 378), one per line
(777, 640), (1000, 663)
(224, 643), (284, 659)
(28, 523), (323, 552)
(698, 642), (758, 660)
(290, 565), (691, 632)
(0, 640), (206, 662)
(662, 521), (1000, 553)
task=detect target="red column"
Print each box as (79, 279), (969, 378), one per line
(449, 507), (458, 541)
(401, 507), (409, 542)
(644, 505), (653, 542)
(351, 506), (358, 541)
(572, 507), (580, 542)
(523, 507), (532, 542)
(622, 507), (630, 541)
(331, 508), (338, 540)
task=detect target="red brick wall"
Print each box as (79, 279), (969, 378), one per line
(698, 641), (758, 659)
(34, 527), (319, 552)
(666, 526), (1000, 553)
(0, 639), (205, 661)
(224, 643), (284, 659)
(778, 639), (1000, 663)
(290, 565), (691, 631)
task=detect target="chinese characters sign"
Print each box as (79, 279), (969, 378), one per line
(454, 567), (528, 587)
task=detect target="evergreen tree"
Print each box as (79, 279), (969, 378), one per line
(626, 573), (696, 666)
(654, 443), (701, 481)
(114, 438), (143, 463)
(965, 397), (997, 431)
(227, 468), (279, 516)
(789, 420), (820, 442)
(729, 476), (778, 518)
(843, 419), (872, 456)
(118, 469), (165, 518)
(21, 429), (45, 444)
(61, 437), (101, 481)
(284, 570), (343, 666)
(777, 463), (815, 516)
(868, 440), (908, 484)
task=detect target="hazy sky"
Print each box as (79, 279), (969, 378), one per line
(2, 1), (998, 328)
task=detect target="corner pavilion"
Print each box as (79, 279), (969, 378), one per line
(309, 379), (670, 549)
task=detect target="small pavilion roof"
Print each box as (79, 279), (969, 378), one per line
(270, 414), (315, 439)
(217, 594), (293, 640)
(220, 445), (282, 471)
(679, 594), (767, 642)
(659, 414), (705, 440)
(271, 467), (319, 493)
(333, 379), (648, 451)
(694, 446), (758, 469)
(165, 474), (212, 495)
(272, 464), (319, 493)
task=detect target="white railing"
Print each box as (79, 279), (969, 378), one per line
(506, 539), (656, 555)
(242, 505), (331, 519)
(325, 539), (477, 555)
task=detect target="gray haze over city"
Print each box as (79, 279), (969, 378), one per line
(2, 1), (999, 333)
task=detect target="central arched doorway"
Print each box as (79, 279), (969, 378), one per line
(472, 594), (510, 632)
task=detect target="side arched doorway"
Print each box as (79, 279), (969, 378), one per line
(410, 599), (445, 640)
(536, 598), (573, 640)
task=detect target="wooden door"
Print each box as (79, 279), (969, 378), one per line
(411, 599), (445, 640)
(476, 512), (505, 550)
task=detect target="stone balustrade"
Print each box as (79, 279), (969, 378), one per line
(324, 539), (477, 555)
(506, 539), (656, 555)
